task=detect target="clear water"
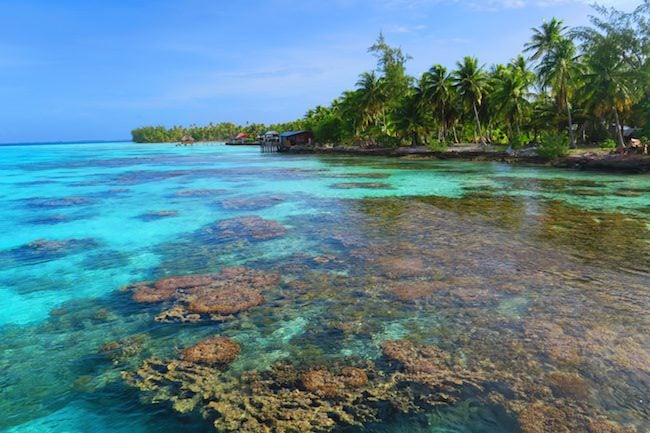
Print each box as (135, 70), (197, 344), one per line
(0, 142), (648, 432)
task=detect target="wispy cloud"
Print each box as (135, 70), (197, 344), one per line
(373, 0), (640, 11)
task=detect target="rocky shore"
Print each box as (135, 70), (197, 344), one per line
(278, 145), (650, 173)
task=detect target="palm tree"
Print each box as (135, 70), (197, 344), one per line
(524, 18), (568, 61)
(537, 37), (582, 148)
(393, 84), (431, 147)
(575, 4), (647, 148)
(454, 56), (488, 145)
(335, 90), (364, 137)
(581, 34), (639, 148)
(355, 71), (386, 132)
(422, 64), (455, 141)
(492, 56), (535, 143)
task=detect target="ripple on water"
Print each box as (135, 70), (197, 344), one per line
(0, 145), (648, 433)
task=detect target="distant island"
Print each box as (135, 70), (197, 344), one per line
(133, 3), (649, 160)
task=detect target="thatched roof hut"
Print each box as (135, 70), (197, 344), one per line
(181, 135), (195, 144)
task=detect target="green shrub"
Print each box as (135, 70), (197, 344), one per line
(536, 132), (569, 158)
(314, 115), (343, 144)
(375, 134), (401, 149)
(427, 139), (447, 152)
(600, 138), (616, 149)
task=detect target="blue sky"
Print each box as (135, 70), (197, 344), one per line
(0, 0), (641, 143)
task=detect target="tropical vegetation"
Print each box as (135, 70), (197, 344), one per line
(133, 2), (649, 158)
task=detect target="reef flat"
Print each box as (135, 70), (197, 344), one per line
(0, 143), (648, 433)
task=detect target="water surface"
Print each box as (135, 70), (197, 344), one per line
(0, 142), (648, 432)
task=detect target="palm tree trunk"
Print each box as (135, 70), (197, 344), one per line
(452, 125), (459, 144)
(613, 108), (625, 149)
(440, 107), (446, 142)
(472, 102), (485, 146)
(565, 96), (575, 149)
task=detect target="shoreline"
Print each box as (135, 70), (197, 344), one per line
(278, 145), (650, 174)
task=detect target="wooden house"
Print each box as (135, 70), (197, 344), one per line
(279, 131), (315, 147)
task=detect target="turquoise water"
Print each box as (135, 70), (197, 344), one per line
(0, 142), (648, 432)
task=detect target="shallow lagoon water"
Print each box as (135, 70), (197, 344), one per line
(0, 142), (648, 432)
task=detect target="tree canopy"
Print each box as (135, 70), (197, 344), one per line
(133, 2), (650, 154)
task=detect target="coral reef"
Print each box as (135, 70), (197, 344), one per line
(128, 266), (280, 322)
(114, 196), (649, 432)
(327, 172), (391, 179)
(547, 371), (590, 400)
(138, 210), (179, 221)
(99, 334), (150, 365)
(331, 182), (394, 189)
(28, 214), (70, 225)
(181, 337), (240, 366)
(518, 403), (570, 433)
(26, 196), (93, 208)
(301, 366), (368, 398)
(375, 256), (429, 278)
(588, 419), (637, 433)
(126, 341), (487, 433)
(217, 195), (284, 211)
(6, 238), (99, 264)
(203, 215), (287, 241)
(185, 286), (264, 315)
(173, 189), (229, 197)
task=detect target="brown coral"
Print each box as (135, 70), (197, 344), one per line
(126, 341), (487, 433)
(217, 195), (284, 211)
(207, 215), (287, 241)
(302, 369), (343, 398)
(331, 182), (393, 189)
(181, 337), (240, 366)
(518, 403), (570, 433)
(154, 273), (219, 292)
(186, 285), (265, 314)
(128, 266), (280, 322)
(381, 339), (451, 374)
(547, 371), (590, 400)
(375, 256), (428, 278)
(588, 419), (637, 433)
(132, 284), (178, 303)
(340, 367), (368, 387)
(301, 367), (368, 398)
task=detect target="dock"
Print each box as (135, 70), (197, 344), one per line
(260, 142), (279, 153)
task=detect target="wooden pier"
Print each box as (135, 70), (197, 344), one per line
(260, 142), (279, 153)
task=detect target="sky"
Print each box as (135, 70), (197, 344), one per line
(0, 0), (642, 143)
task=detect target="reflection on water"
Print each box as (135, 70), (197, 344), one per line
(0, 144), (648, 433)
